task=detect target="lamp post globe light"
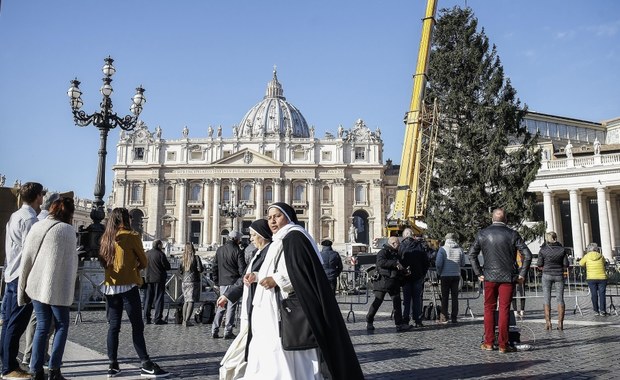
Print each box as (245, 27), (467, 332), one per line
(67, 56), (146, 258)
(218, 191), (249, 232)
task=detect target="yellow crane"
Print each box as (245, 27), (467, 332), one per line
(386, 0), (439, 236)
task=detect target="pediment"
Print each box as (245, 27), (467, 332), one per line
(211, 148), (282, 167)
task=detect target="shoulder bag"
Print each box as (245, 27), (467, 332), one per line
(274, 250), (318, 351)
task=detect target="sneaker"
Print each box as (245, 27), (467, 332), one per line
(593, 311), (600, 316)
(140, 361), (169, 378)
(480, 343), (495, 351)
(499, 345), (518, 353)
(224, 332), (236, 339)
(396, 323), (413, 332)
(211, 332), (220, 339)
(107, 362), (121, 377)
(154, 320), (168, 325)
(2, 368), (31, 379)
(438, 316), (449, 324)
(366, 323), (375, 331)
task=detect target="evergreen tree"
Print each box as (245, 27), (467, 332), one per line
(424, 7), (541, 246)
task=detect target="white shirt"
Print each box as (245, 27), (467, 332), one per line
(4, 204), (38, 282)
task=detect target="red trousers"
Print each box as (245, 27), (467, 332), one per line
(483, 281), (515, 349)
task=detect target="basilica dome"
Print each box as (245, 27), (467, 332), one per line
(237, 69), (309, 138)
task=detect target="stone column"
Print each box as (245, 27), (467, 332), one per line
(255, 178), (264, 220)
(372, 179), (383, 241)
(569, 189), (584, 258)
(231, 179), (239, 231)
(211, 179), (221, 246)
(551, 194), (563, 240)
(147, 178), (161, 239)
(333, 178), (346, 244)
(176, 179), (187, 244)
(307, 178), (317, 238)
(607, 193), (619, 253)
(283, 179), (291, 205)
(580, 194), (592, 247)
(542, 190), (553, 232)
(202, 179), (212, 247)
(596, 186), (613, 261)
(273, 178), (282, 203)
(116, 179), (127, 208)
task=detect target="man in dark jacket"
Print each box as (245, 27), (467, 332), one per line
(366, 237), (412, 332)
(144, 240), (171, 325)
(399, 228), (430, 327)
(469, 208), (532, 353)
(320, 240), (343, 294)
(212, 231), (247, 339)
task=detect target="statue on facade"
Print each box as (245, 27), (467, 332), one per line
(182, 125), (189, 139)
(155, 126), (162, 139)
(208, 125), (214, 138)
(565, 140), (573, 159)
(338, 124), (344, 138)
(348, 223), (358, 244)
(593, 137), (601, 155)
(232, 125), (238, 138)
(217, 125), (222, 138)
(0, 174), (5, 187)
(310, 125), (315, 139)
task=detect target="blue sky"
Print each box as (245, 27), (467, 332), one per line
(1, 0), (619, 199)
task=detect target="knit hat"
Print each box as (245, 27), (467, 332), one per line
(321, 239), (333, 247)
(41, 192), (60, 211)
(250, 219), (272, 240)
(268, 202), (298, 224)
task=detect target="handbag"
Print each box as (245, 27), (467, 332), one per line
(19, 221), (61, 304)
(274, 251), (318, 351)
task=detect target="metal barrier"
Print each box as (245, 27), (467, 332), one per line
(421, 267), (482, 318)
(336, 269), (370, 323)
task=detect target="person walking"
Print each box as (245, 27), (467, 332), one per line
(211, 231), (246, 339)
(218, 219), (272, 379)
(179, 243), (204, 327)
(144, 240), (171, 325)
(435, 233), (466, 324)
(319, 239), (343, 294)
(579, 243), (608, 316)
(366, 236), (412, 332)
(99, 208), (168, 378)
(469, 208), (532, 353)
(400, 228), (430, 327)
(537, 231), (570, 330)
(18, 197), (77, 380)
(243, 202), (363, 380)
(2, 182), (44, 380)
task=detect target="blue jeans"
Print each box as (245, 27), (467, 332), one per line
(402, 277), (425, 323)
(542, 274), (565, 306)
(1, 279), (33, 375)
(106, 286), (149, 363)
(30, 301), (69, 372)
(588, 280), (607, 313)
(212, 285), (238, 335)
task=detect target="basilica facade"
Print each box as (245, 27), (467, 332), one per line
(111, 70), (387, 248)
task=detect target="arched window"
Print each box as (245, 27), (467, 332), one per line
(189, 183), (201, 201)
(131, 182), (143, 203)
(223, 186), (230, 202)
(241, 183), (252, 202)
(265, 185), (273, 203)
(293, 184), (305, 202)
(355, 184), (366, 204)
(322, 185), (331, 203)
(165, 186), (174, 202)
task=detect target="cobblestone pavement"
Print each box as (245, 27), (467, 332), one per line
(50, 294), (620, 379)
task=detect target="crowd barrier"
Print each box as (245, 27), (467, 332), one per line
(336, 269), (370, 323)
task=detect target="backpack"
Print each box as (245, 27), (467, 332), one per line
(194, 301), (216, 324)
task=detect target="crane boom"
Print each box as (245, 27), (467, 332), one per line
(387, 0), (438, 235)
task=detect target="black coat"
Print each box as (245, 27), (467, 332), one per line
(283, 230), (364, 380)
(145, 248), (171, 283)
(537, 242), (570, 276)
(374, 244), (403, 292)
(469, 222), (533, 282)
(399, 237), (430, 282)
(213, 241), (247, 286)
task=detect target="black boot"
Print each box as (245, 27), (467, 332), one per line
(30, 369), (45, 380)
(49, 368), (67, 380)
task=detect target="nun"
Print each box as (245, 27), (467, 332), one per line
(241, 202), (363, 380)
(219, 219), (273, 380)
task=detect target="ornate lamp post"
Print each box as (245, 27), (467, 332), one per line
(67, 56), (146, 258)
(218, 191), (249, 232)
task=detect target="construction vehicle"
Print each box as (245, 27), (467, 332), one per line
(386, 0), (440, 236)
